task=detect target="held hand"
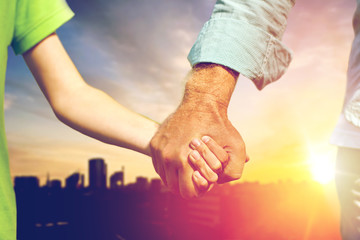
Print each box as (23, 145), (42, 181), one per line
(150, 104), (221, 198)
(150, 101), (247, 198)
(188, 137), (224, 194)
(190, 136), (249, 184)
(150, 63), (246, 198)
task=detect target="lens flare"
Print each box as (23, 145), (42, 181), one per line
(308, 149), (335, 184)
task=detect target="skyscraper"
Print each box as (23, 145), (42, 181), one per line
(89, 158), (107, 189)
(65, 172), (84, 190)
(110, 171), (124, 189)
(49, 180), (62, 190)
(135, 176), (148, 191)
(14, 176), (39, 192)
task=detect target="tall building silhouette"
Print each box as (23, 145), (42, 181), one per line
(46, 172), (51, 188)
(65, 172), (84, 190)
(110, 168), (124, 189)
(49, 180), (62, 190)
(89, 158), (107, 189)
(135, 176), (148, 191)
(14, 176), (39, 192)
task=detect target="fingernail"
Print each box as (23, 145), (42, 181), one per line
(202, 136), (210, 143)
(191, 150), (201, 160)
(191, 138), (201, 148)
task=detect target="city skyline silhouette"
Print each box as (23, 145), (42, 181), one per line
(14, 157), (342, 240)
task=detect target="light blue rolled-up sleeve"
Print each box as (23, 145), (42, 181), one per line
(188, 0), (295, 90)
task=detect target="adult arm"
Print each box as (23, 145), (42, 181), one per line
(150, 0), (296, 198)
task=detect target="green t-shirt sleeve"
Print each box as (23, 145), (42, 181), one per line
(11, 0), (74, 55)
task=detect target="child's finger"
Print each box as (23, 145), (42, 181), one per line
(190, 138), (223, 173)
(189, 150), (218, 183)
(192, 170), (209, 193)
(202, 136), (250, 164)
(201, 136), (229, 166)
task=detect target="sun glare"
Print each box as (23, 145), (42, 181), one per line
(308, 148), (336, 184)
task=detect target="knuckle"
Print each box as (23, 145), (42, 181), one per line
(193, 172), (210, 189)
(187, 155), (195, 165)
(212, 162), (222, 172)
(208, 173), (218, 183)
(197, 144), (207, 156)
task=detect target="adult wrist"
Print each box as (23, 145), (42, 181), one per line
(181, 91), (228, 116)
(182, 63), (238, 112)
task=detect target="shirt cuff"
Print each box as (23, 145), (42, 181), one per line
(188, 17), (292, 90)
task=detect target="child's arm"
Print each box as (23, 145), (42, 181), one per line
(23, 33), (158, 155)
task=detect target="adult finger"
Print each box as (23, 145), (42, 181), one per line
(178, 164), (198, 199)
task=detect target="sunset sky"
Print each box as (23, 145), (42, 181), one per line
(4, 0), (357, 186)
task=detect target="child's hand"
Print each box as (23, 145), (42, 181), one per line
(189, 136), (228, 193)
(190, 136), (249, 190)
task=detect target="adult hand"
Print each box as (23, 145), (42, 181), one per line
(150, 63), (247, 198)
